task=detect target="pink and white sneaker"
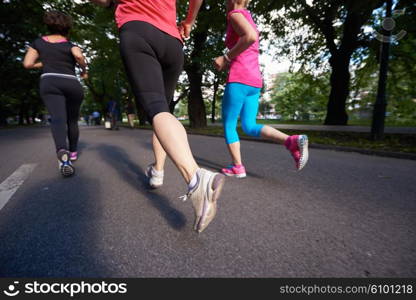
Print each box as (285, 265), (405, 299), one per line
(284, 135), (309, 171)
(70, 152), (78, 161)
(221, 164), (247, 178)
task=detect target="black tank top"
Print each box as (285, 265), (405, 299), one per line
(30, 38), (77, 76)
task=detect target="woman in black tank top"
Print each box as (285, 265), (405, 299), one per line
(23, 11), (88, 177)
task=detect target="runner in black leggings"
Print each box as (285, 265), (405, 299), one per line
(119, 21), (184, 119)
(23, 10), (88, 177)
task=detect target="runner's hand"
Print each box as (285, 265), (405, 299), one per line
(213, 56), (228, 71)
(178, 21), (193, 40)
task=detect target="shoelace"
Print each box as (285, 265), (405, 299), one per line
(179, 173), (200, 202)
(178, 194), (189, 202)
(179, 187), (196, 202)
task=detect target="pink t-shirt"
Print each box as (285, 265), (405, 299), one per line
(225, 9), (262, 88)
(42, 36), (68, 43)
(115, 0), (181, 41)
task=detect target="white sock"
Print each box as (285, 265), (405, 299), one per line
(188, 172), (198, 191)
(152, 166), (164, 175)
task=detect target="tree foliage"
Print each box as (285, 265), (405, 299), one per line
(1, 0), (415, 128)
(270, 72), (330, 121)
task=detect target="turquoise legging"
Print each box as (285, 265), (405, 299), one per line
(222, 82), (264, 144)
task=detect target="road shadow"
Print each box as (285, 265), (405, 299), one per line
(76, 141), (89, 155)
(0, 126), (49, 141)
(92, 144), (186, 231)
(0, 175), (110, 277)
(134, 138), (154, 151)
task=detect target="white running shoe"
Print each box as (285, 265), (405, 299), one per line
(146, 164), (164, 188)
(180, 169), (225, 233)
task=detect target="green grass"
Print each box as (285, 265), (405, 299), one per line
(133, 123), (416, 154)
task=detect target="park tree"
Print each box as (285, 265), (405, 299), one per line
(177, 0), (228, 128)
(3, 0), (415, 129)
(380, 0), (416, 123)
(270, 72), (330, 121)
(351, 0), (416, 125)
(255, 0), (386, 125)
(0, 0), (48, 125)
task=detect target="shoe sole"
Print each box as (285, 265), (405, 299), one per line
(223, 172), (246, 178)
(149, 183), (163, 189)
(195, 173), (225, 233)
(222, 170), (246, 178)
(57, 150), (75, 177)
(61, 164), (75, 177)
(297, 135), (309, 171)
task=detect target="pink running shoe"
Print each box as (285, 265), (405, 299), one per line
(284, 135), (309, 171)
(221, 164), (246, 178)
(70, 152), (78, 161)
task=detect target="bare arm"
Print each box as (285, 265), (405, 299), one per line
(179, 0), (204, 39)
(71, 46), (88, 79)
(226, 13), (258, 60)
(214, 13), (258, 71)
(23, 47), (43, 69)
(89, 0), (112, 7)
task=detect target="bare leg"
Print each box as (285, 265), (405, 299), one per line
(260, 125), (289, 144)
(152, 112), (198, 183)
(227, 142), (242, 166)
(152, 133), (167, 171)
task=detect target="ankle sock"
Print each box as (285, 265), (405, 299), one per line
(152, 165), (164, 175)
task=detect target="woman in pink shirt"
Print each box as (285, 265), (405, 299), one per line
(90, 0), (225, 233)
(214, 0), (309, 178)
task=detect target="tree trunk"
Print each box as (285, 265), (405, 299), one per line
(371, 0), (392, 140)
(169, 89), (188, 114)
(18, 102), (25, 125)
(0, 112), (7, 126)
(184, 29), (208, 129)
(186, 68), (206, 128)
(25, 114), (31, 125)
(324, 53), (351, 125)
(0, 101), (9, 126)
(169, 98), (178, 113)
(308, 0), (385, 125)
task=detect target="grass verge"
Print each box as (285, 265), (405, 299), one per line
(134, 123), (416, 154)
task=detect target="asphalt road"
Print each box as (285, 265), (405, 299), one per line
(0, 126), (415, 277)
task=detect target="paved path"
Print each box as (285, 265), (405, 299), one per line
(0, 126), (415, 277)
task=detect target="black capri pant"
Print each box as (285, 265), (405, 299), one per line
(119, 21), (184, 120)
(40, 76), (84, 152)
